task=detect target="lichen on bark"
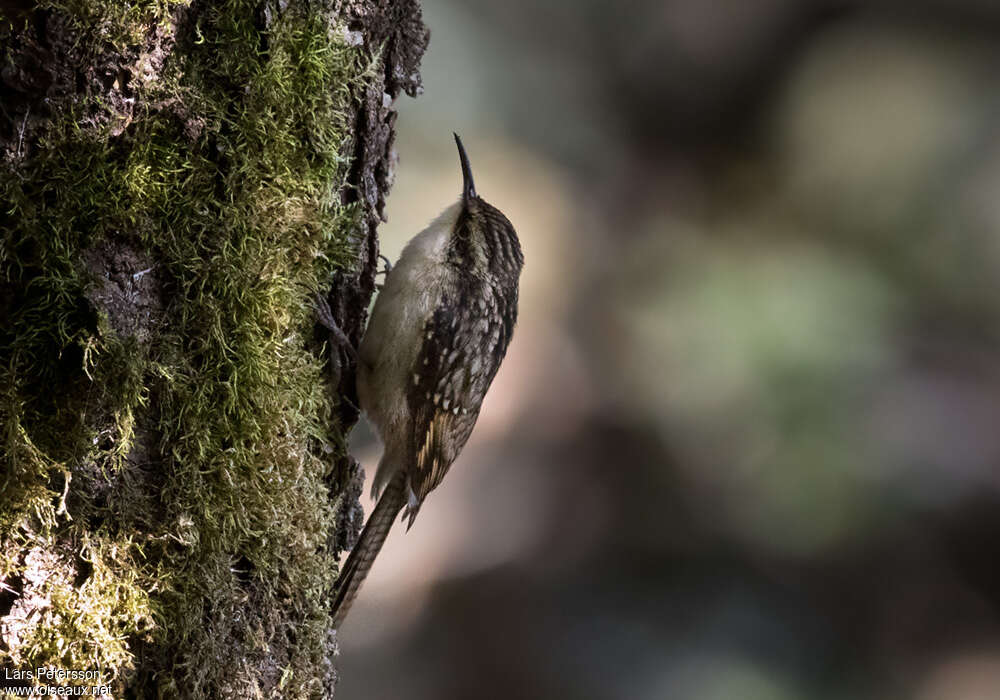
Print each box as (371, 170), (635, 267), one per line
(0, 0), (427, 697)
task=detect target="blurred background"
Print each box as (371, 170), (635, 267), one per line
(337, 1), (1000, 698)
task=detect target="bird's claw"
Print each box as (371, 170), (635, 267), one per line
(377, 254), (393, 277)
(315, 293), (359, 362)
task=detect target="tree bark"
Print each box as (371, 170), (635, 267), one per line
(0, 1), (427, 697)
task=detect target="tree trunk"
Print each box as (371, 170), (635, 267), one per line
(0, 1), (427, 696)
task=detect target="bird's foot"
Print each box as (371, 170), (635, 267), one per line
(376, 254), (393, 277)
(315, 293), (359, 362)
(375, 255), (392, 290)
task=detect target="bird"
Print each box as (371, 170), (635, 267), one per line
(318, 134), (523, 628)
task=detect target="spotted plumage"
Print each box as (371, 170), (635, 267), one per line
(327, 135), (522, 628)
(407, 284), (516, 515)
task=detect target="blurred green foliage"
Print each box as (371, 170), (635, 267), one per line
(340, 2), (1000, 700)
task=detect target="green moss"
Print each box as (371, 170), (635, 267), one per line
(0, 1), (370, 696)
(36, 0), (188, 50)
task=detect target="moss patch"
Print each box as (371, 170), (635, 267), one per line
(1, 1), (372, 696)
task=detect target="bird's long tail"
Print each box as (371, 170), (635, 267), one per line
(331, 471), (406, 628)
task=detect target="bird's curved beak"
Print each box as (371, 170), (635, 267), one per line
(454, 133), (477, 201)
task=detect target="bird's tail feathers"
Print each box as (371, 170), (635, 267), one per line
(330, 471), (406, 629)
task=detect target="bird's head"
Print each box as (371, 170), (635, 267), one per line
(448, 134), (523, 281)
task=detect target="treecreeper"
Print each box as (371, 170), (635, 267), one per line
(317, 134), (524, 628)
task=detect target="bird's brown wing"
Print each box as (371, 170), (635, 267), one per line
(405, 284), (514, 517)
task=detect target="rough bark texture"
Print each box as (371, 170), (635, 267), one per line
(0, 1), (427, 697)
